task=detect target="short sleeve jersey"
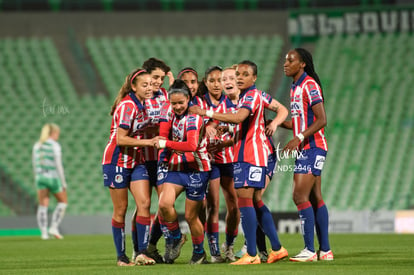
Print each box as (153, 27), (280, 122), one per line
(233, 85), (270, 167)
(290, 72), (328, 151)
(102, 92), (151, 168)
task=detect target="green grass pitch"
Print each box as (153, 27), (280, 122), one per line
(1, 233), (413, 274)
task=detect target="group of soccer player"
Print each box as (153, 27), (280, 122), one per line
(101, 48), (334, 266)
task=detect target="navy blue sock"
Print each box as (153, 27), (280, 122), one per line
(131, 227), (138, 253)
(112, 219), (126, 257)
(297, 201), (315, 252)
(136, 216), (151, 252)
(149, 215), (163, 246)
(206, 222), (220, 256)
(238, 198), (257, 256)
(255, 200), (281, 251)
(315, 200), (331, 251)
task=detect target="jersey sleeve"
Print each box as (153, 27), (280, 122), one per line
(159, 101), (172, 123)
(240, 89), (260, 114)
(305, 81), (323, 106)
(116, 101), (136, 130)
(159, 120), (171, 139)
(261, 91), (273, 109)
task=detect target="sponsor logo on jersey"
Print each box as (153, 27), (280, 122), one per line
(245, 95), (254, 102)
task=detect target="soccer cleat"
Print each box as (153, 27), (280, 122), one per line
(147, 244), (164, 263)
(289, 248), (317, 262)
(48, 227), (63, 239)
(234, 244), (247, 259)
(164, 234), (187, 263)
(258, 250), (268, 263)
(267, 246), (288, 263)
(318, 250), (334, 261)
(117, 255), (135, 266)
(221, 243), (236, 262)
(135, 252), (156, 265)
(190, 251), (209, 264)
(41, 233), (49, 240)
(210, 255), (225, 263)
(230, 253), (261, 265)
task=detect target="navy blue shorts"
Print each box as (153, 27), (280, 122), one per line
(164, 171), (210, 201)
(210, 163), (234, 180)
(131, 164), (150, 182)
(266, 152), (277, 180)
(103, 164), (133, 189)
(233, 162), (266, 189)
(156, 162), (169, 186)
(294, 148), (327, 176)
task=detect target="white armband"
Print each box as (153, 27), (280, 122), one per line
(297, 133), (305, 142)
(158, 140), (167, 149)
(205, 110), (214, 118)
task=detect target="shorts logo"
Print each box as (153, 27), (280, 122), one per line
(314, 155), (325, 170)
(233, 163), (242, 175)
(115, 174), (123, 183)
(103, 173), (108, 180)
(157, 172), (165, 181)
(190, 173), (201, 183)
(248, 167), (262, 182)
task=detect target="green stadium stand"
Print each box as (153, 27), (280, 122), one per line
(0, 37), (116, 215)
(309, 32), (414, 211)
(86, 34), (283, 96)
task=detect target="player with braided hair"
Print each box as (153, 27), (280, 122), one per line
(282, 48), (333, 262)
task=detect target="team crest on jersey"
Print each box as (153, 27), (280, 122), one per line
(115, 174), (123, 183)
(314, 155), (325, 170)
(248, 167), (262, 182)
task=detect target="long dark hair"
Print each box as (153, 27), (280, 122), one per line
(294, 48), (322, 92)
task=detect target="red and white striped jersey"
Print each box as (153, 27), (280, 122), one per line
(290, 72), (328, 151)
(102, 92), (150, 168)
(261, 91), (276, 155)
(202, 93), (237, 164)
(233, 85), (270, 167)
(142, 88), (169, 161)
(159, 111), (210, 172)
